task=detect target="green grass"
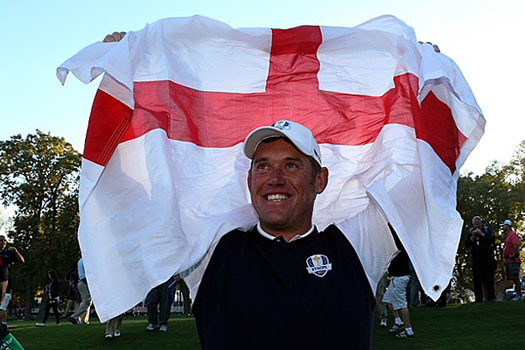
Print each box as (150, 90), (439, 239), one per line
(372, 301), (525, 349)
(7, 301), (525, 349)
(9, 315), (200, 349)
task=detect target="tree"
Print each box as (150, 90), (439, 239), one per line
(0, 206), (13, 235)
(454, 140), (525, 302)
(0, 130), (81, 320)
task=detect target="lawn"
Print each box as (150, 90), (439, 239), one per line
(7, 301), (525, 349)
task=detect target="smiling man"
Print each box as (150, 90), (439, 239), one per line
(192, 120), (395, 349)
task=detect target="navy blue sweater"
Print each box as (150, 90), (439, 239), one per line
(193, 225), (375, 349)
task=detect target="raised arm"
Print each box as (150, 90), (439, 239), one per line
(8, 247), (24, 263)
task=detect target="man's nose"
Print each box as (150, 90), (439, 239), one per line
(268, 167), (285, 185)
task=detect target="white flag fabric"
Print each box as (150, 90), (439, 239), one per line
(58, 15), (484, 322)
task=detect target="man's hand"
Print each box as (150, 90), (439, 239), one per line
(103, 31), (127, 43)
(418, 41), (441, 53)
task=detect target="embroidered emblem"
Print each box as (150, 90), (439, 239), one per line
(306, 254), (332, 278)
(271, 120), (291, 130)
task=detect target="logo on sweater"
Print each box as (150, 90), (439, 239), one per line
(306, 254), (332, 278)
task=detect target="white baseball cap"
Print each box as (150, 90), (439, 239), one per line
(243, 120), (322, 166)
(501, 219), (512, 226)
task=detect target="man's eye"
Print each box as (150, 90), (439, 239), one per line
(286, 162), (299, 169)
(256, 163), (268, 170)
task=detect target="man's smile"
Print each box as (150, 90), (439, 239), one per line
(265, 193), (290, 201)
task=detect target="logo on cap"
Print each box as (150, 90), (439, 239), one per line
(271, 120), (291, 130)
(306, 254), (332, 278)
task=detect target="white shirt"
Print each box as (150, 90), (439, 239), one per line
(256, 222), (315, 242)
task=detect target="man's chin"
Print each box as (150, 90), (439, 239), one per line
(259, 218), (290, 232)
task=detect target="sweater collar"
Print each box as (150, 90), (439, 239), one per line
(256, 222), (315, 242)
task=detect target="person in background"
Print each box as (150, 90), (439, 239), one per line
(68, 258), (92, 325)
(407, 260), (420, 306)
(502, 219), (522, 301)
(0, 236), (24, 327)
(0, 236), (24, 308)
(0, 277), (12, 326)
(36, 270), (60, 326)
(145, 277), (174, 332)
(382, 237), (415, 339)
(62, 263), (80, 318)
(105, 314), (123, 339)
(465, 216), (496, 302)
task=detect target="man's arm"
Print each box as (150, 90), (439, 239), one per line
(464, 228), (474, 247)
(480, 225), (495, 244)
(8, 247), (24, 263)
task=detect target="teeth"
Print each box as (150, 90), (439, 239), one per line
(267, 194), (288, 201)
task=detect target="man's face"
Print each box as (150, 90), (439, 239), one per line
(0, 236), (6, 250)
(247, 138), (328, 236)
(472, 218), (482, 229)
(503, 224), (510, 233)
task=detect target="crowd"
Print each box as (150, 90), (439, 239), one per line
(465, 216), (522, 302)
(33, 257), (186, 340)
(0, 236), (188, 341)
(374, 216), (522, 341)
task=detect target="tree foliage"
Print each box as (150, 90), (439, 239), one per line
(453, 140), (525, 302)
(0, 130), (81, 319)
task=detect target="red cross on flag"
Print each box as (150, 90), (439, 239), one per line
(58, 15), (484, 322)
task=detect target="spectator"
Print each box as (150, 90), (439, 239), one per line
(68, 258), (92, 325)
(145, 277), (173, 332)
(383, 237), (415, 339)
(105, 314), (123, 339)
(465, 216), (495, 302)
(62, 263), (81, 318)
(407, 260), (420, 306)
(36, 270), (60, 326)
(502, 219), (522, 301)
(0, 235), (24, 325)
(0, 278), (12, 326)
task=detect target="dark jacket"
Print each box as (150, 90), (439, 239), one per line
(465, 225), (495, 258)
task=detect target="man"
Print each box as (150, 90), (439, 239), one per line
(68, 258), (93, 325)
(192, 120), (395, 349)
(145, 277), (173, 332)
(382, 243), (415, 339)
(465, 216), (495, 302)
(0, 235), (24, 324)
(0, 278), (12, 326)
(502, 219), (521, 300)
(62, 263), (80, 318)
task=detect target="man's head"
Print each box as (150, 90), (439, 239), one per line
(0, 235), (6, 250)
(501, 219), (512, 233)
(472, 216), (482, 229)
(244, 120), (328, 237)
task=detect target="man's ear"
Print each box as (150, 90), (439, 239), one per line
(315, 167), (329, 194)
(247, 168), (252, 190)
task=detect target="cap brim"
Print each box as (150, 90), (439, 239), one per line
(243, 127), (290, 159)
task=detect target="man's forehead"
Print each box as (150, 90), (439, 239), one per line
(252, 137), (306, 158)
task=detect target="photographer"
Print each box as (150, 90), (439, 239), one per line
(465, 216), (495, 302)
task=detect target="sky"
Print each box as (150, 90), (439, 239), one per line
(0, 0), (524, 179)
